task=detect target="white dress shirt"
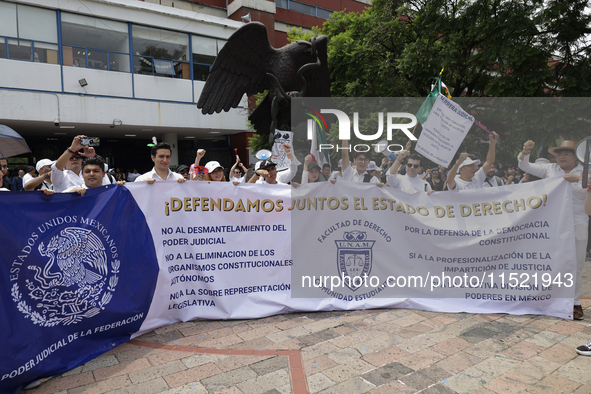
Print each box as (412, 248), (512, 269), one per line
(341, 166), (379, 184)
(387, 173), (432, 193)
(51, 163), (111, 193)
(135, 168), (184, 182)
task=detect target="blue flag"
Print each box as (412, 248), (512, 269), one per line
(0, 185), (159, 393)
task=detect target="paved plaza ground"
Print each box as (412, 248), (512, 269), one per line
(19, 260), (591, 394)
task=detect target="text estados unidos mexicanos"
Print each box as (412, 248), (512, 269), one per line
(301, 272), (573, 293)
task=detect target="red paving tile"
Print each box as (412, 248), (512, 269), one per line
(228, 349), (255, 355)
(130, 339), (308, 393)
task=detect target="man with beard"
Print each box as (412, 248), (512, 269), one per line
(447, 132), (499, 191)
(483, 163), (504, 188)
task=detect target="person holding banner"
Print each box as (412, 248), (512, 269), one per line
(518, 139), (586, 320)
(386, 150), (433, 194)
(63, 156), (125, 194)
(446, 131), (499, 191)
(249, 143), (297, 185)
(51, 135), (110, 192)
(205, 161), (226, 182)
(135, 142), (186, 184)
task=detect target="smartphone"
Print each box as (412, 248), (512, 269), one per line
(81, 137), (100, 147)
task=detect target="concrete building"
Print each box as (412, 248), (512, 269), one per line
(0, 0), (369, 173)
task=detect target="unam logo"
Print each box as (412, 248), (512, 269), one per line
(11, 226), (119, 327)
(335, 231), (375, 291)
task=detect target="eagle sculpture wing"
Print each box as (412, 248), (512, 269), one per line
(197, 22), (276, 114)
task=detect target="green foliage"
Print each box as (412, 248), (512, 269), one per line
(247, 132), (271, 155)
(247, 91), (272, 154)
(286, 26), (322, 43)
(317, 0), (591, 166)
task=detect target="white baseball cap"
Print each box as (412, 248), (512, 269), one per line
(459, 157), (481, 169)
(205, 161), (223, 173)
(36, 159), (54, 172)
(367, 161), (378, 171)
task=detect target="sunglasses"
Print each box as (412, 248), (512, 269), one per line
(179, 170), (189, 175)
(407, 163), (421, 169)
(69, 156), (82, 160)
(432, 170), (439, 173)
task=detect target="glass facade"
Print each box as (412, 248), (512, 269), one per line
(0, 3), (236, 82)
(61, 13), (130, 72)
(274, 0), (333, 19)
(192, 36), (226, 81)
(0, 2), (58, 64)
(132, 25), (190, 79)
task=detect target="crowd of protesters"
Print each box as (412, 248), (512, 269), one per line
(3, 133), (591, 368)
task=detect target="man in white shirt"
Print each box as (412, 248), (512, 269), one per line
(518, 139), (586, 320)
(24, 159), (54, 191)
(387, 151), (432, 194)
(135, 142), (185, 184)
(229, 159), (248, 184)
(63, 157), (124, 194)
(22, 166), (36, 188)
(127, 169), (140, 182)
(0, 172), (9, 191)
(338, 140), (380, 184)
(447, 131), (499, 191)
(249, 143), (297, 185)
(51, 135), (110, 192)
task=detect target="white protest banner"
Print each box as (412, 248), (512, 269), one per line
(126, 181), (293, 335)
(416, 93), (475, 167)
(0, 178), (578, 393)
(290, 177), (575, 319)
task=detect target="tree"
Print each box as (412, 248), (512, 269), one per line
(318, 0), (591, 165)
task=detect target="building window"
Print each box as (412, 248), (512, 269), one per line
(132, 25), (190, 79)
(0, 2), (58, 64)
(192, 36), (225, 81)
(61, 13), (129, 72)
(274, 0), (333, 19)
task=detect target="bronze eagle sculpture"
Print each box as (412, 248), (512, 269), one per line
(197, 22), (331, 137)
